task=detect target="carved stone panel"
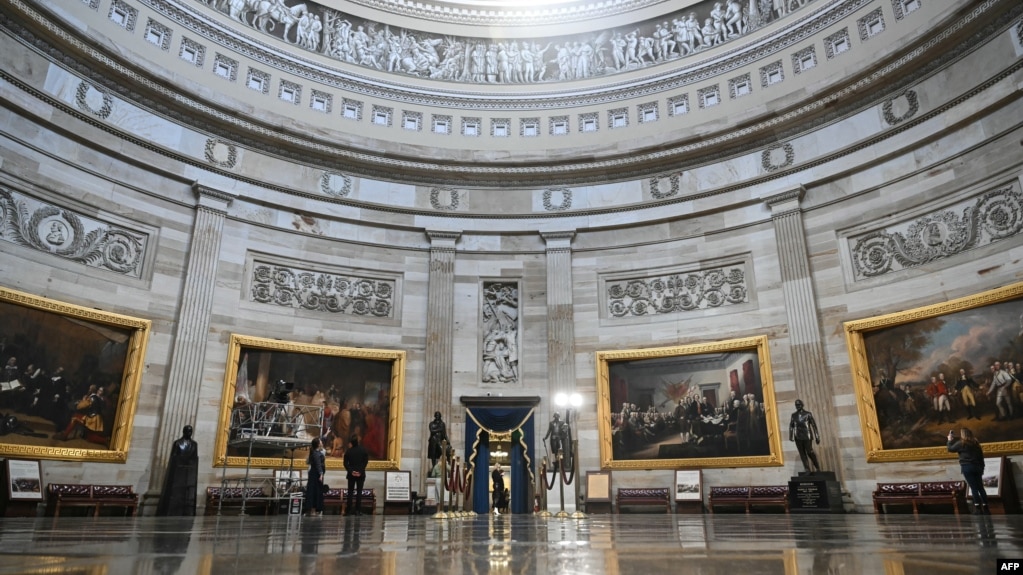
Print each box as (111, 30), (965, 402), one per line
(481, 281), (519, 386)
(848, 183), (1023, 280)
(0, 186), (148, 277)
(250, 260), (397, 318)
(604, 263), (749, 318)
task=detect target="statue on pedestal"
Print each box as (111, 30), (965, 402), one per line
(789, 400), (821, 473)
(427, 412), (448, 475)
(156, 425), (198, 516)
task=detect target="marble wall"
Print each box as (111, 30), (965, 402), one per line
(0, 0), (1022, 514)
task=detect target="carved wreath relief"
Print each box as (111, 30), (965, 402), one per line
(0, 187), (147, 277)
(250, 262), (395, 317)
(606, 266), (748, 317)
(850, 184), (1023, 279)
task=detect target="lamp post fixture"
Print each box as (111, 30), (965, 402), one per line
(554, 392), (585, 519)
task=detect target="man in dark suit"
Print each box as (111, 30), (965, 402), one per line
(343, 436), (369, 515)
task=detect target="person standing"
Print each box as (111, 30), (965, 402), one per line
(947, 427), (989, 514)
(789, 399), (821, 473)
(988, 362), (1014, 420)
(343, 436), (369, 516)
(491, 463), (505, 516)
(305, 437), (326, 517)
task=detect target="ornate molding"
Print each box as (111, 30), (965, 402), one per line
(0, 186), (148, 277)
(250, 262), (396, 317)
(605, 264), (749, 318)
(848, 183), (1023, 280)
(320, 171), (352, 198)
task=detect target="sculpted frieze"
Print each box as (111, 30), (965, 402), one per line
(605, 265), (749, 318)
(849, 184), (1023, 280)
(250, 262), (396, 317)
(0, 187), (148, 278)
(196, 0), (816, 86)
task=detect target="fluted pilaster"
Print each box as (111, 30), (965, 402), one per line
(149, 184), (235, 494)
(542, 232), (576, 397)
(423, 231), (459, 473)
(764, 187), (841, 477)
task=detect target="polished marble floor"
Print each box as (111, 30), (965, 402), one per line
(0, 512), (1019, 575)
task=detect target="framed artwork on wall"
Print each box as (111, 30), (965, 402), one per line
(845, 282), (1023, 462)
(595, 335), (783, 470)
(0, 287), (151, 463)
(213, 334), (405, 470)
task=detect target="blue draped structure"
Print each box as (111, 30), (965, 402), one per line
(464, 406), (535, 514)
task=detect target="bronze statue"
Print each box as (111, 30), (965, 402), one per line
(789, 400), (821, 473)
(156, 425), (199, 516)
(428, 411), (448, 472)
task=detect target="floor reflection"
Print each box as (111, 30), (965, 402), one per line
(0, 513), (1019, 575)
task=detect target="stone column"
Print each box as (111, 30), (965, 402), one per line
(148, 184), (235, 494)
(764, 187), (841, 477)
(423, 231), (460, 478)
(542, 231), (577, 511)
(542, 232), (577, 397)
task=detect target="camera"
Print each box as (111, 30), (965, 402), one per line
(268, 379), (295, 404)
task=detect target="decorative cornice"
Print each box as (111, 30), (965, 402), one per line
(763, 187), (806, 219)
(0, 0), (1019, 211)
(194, 183), (238, 211)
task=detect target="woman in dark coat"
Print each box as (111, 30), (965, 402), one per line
(305, 437), (326, 516)
(947, 427), (989, 514)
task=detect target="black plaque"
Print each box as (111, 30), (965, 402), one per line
(788, 472), (843, 513)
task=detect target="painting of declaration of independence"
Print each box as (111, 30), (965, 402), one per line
(214, 334), (405, 470)
(596, 335), (783, 470)
(846, 282), (1023, 463)
(0, 287), (151, 463)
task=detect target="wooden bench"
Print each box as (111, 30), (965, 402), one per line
(615, 488), (671, 513)
(324, 488), (376, 515)
(872, 481), (967, 515)
(709, 485), (789, 513)
(45, 483), (139, 518)
(204, 486), (270, 515)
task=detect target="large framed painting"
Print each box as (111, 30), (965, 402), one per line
(595, 335), (783, 470)
(0, 287), (151, 463)
(214, 334), (405, 470)
(845, 282), (1023, 462)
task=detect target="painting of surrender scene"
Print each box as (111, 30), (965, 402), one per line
(596, 335), (783, 470)
(846, 282), (1023, 461)
(214, 334), (405, 470)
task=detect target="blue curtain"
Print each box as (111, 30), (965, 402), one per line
(464, 407), (534, 514)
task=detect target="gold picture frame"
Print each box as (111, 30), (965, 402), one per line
(214, 334), (405, 470)
(845, 282), (1023, 463)
(0, 287), (150, 463)
(596, 335), (783, 470)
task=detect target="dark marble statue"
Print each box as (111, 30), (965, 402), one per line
(156, 425), (199, 516)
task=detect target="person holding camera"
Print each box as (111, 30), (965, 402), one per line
(947, 427), (989, 514)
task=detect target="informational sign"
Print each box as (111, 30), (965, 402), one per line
(385, 471), (411, 502)
(6, 460), (42, 501)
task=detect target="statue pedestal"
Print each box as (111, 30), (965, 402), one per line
(788, 471), (843, 513)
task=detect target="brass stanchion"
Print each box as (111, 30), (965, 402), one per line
(554, 449), (569, 519)
(569, 438), (586, 519)
(535, 457), (552, 518)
